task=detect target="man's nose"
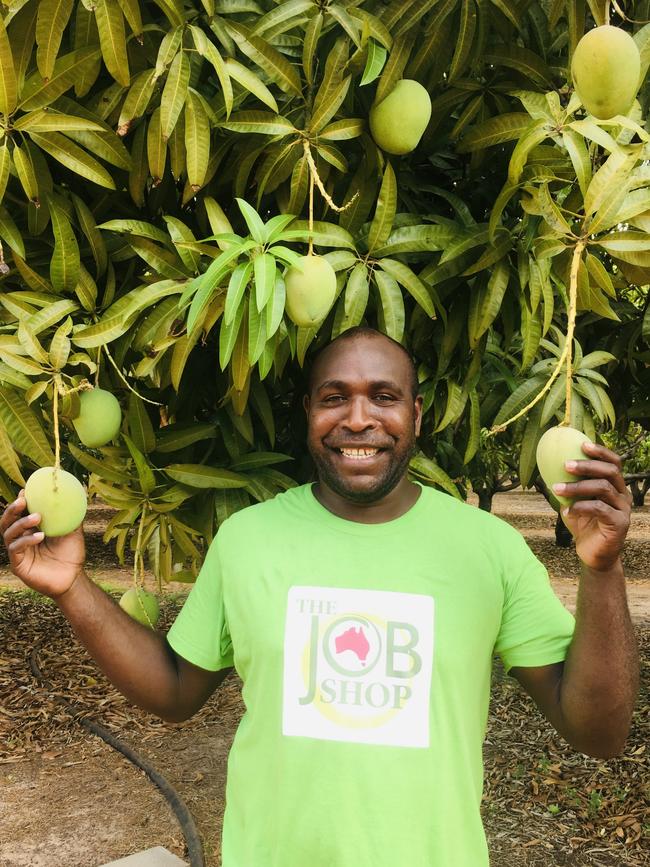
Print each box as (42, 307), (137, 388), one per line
(343, 396), (376, 431)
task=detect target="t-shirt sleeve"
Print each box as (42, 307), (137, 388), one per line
(493, 527), (575, 673)
(166, 534), (234, 672)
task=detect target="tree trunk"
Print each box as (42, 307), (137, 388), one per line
(476, 488), (493, 512)
(555, 514), (573, 548)
(630, 479), (648, 508)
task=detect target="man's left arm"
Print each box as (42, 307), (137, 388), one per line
(511, 442), (639, 759)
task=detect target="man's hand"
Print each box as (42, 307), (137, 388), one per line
(0, 490), (85, 599)
(552, 442), (631, 572)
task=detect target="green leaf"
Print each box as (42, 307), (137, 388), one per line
(341, 261), (369, 326)
(493, 376), (545, 427)
(225, 20), (302, 96)
(48, 195), (80, 294)
(123, 433), (156, 494)
(283, 220), (356, 249)
(219, 296), (246, 369)
(409, 453), (462, 499)
(361, 39), (387, 86)
(221, 110), (296, 136)
(185, 89), (211, 191)
(21, 47), (101, 111)
(562, 129), (592, 199)
(519, 402), (543, 487)
(97, 219), (170, 244)
(309, 73), (351, 134)
(248, 292), (267, 364)
(373, 224), (454, 256)
(127, 393), (156, 455)
(36, 0), (74, 81)
(367, 161), (397, 253)
(224, 260), (252, 325)
(374, 269), (404, 342)
(0, 15), (18, 116)
(449, 0), (477, 83)
(508, 118), (550, 184)
(468, 260), (509, 347)
(29, 131), (116, 189)
(147, 107), (166, 183)
(597, 231), (650, 254)
(224, 57), (277, 113)
(584, 149), (638, 229)
(484, 45), (553, 86)
(49, 317), (72, 370)
(14, 109), (105, 133)
(254, 251), (276, 312)
(95, 0), (130, 86)
(319, 118), (364, 141)
(164, 216), (201, 274)
(161, 50), (190, 139)
(128, 236), (189, 280)
(166, 463), (249, 489)
(434, 380), (468, 432)
(302, 11), (322, 86)
(190, 26), (232, 117)
(457, 113), (531, 153)
(0, 386), (54, 466)
(378, 258), (436, 318)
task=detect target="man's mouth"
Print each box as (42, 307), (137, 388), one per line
(334, 446), (383, 461)
(338, 447), (380, 459)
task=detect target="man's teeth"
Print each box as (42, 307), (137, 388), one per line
(340, 448), (379, 458)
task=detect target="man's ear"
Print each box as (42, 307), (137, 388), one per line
(303, 394), (310, 416)
(414, 395), (423, 437)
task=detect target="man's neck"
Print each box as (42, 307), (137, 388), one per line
(312, 477), (421, 524)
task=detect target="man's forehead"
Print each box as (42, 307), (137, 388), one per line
(311, 335), (411, 384)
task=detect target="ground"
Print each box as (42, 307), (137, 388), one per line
(0, 491), (648, 867)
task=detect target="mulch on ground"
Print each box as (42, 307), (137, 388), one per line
(1, 591), (647, 867)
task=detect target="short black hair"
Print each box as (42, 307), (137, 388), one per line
(306, 327), (420, 399)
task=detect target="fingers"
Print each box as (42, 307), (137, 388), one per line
(7, 527), (45, 559)
(0, 491), (27, 535)
(562, 497), (629, 528)
(556, 442), (629, 499)
(3, 510), (43, 546)
(553, 476), (629, 509)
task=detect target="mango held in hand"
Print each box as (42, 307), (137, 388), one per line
(284, 254), (337, 327)
(369, 79), (432, 155)
(25, 466), (87, 537)
(571, 26), (640, 119)
(72, 388), (122, 448)
(536, 426), (592, 507)
(119, 587), (160, 629)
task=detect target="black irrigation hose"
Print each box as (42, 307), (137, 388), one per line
(29, 639), (205, 867)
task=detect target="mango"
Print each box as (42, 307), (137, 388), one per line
(571, 26), (640, 119)
(72, 388), (122, 448)
(25, 466), (87, 537)
(536, 426), (592, 507)
(119, 586), (160, 629)
(369, 79), (432, 155)
(284, 255), (337, 327)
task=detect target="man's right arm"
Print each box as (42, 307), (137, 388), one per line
(56, 571), (231, 723)
(1, 493), (229, 723)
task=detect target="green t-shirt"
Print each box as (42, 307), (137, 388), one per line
(167, 484), (575, 867)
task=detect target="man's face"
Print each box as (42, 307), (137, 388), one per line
(304, 336), (423, 504)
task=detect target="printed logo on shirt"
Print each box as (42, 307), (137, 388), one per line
(282, 586), (434, 747)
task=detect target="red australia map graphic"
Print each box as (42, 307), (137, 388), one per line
(335, 625), (370, 663)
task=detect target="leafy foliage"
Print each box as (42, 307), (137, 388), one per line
(0, 0), (649, 577)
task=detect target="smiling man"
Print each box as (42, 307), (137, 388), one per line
(1, 327), (638, 867)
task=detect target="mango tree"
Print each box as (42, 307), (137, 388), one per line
(0, 0), (648, 586)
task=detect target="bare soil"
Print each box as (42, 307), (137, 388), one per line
(0, 491), (648, 867)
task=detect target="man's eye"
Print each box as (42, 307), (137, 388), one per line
(323, 395), (344, 403)
(375, 394), (395, 402)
